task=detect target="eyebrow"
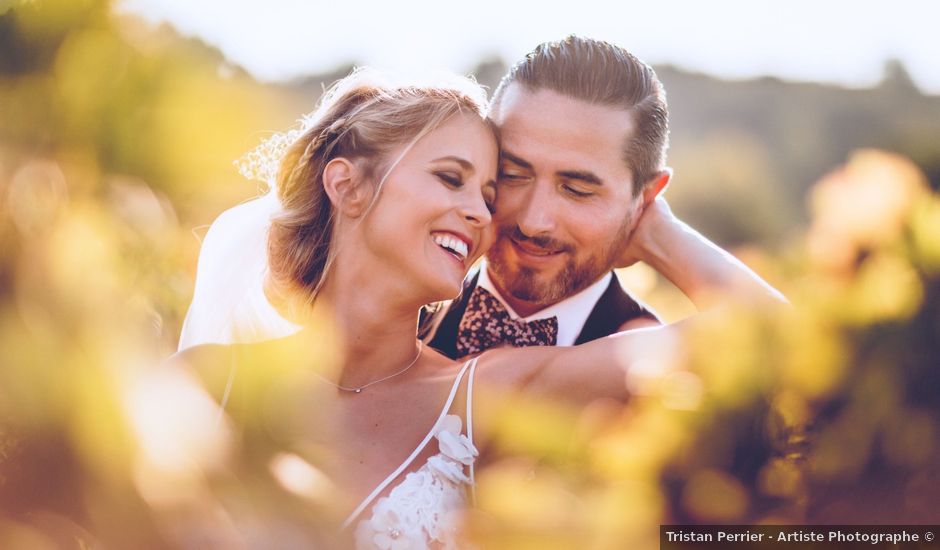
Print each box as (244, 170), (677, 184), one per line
(500, 150), (532, 170)
(502, 150), (604, 187)
(432, 156), (474, 172)
(556, 170), (604, 186)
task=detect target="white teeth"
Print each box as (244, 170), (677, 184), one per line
(432, 233), (469, 261)
(454, 239), (468, 259)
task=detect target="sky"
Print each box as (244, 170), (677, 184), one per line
(118, 0), (940, 94)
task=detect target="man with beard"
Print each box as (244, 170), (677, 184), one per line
(178, 35), (779, 357)
(421, 35), (759, 358)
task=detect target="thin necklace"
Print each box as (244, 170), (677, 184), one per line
(316, 341), (424, 394)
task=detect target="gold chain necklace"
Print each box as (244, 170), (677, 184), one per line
(315, 341), (424, 393)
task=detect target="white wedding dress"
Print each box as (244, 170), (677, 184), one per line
(345, 357), (480, 550)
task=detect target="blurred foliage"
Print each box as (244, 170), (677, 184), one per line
(468, 151), (940, 548)
(1, 1), (939, 548)
(660, 64), (940, 249)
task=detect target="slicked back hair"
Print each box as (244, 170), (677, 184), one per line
(491, 35), (669, 196)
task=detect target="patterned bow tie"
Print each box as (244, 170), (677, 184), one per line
(456, 286), (558, 357)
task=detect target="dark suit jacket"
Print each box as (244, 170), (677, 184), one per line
(418, 268), (661, 359)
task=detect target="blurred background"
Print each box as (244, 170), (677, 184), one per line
(1, 0), (939, 547)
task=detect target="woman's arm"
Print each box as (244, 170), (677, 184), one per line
(618, 197), (787, 309)
(477, 321), (686, 405)
(479, 199), (786, 402)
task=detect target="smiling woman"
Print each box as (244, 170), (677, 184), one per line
(350, 115), (497, 304)
(266, 75), (497, 318)
(178, 69), (497, 349)
(173, 69), (503, 548)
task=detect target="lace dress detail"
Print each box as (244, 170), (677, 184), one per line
(353, 415), (476, 549)
(345, 359), (479, 550)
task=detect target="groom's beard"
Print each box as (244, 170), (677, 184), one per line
(487, 214), (633, 305)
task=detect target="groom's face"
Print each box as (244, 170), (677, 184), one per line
(487, 84), (644, 306)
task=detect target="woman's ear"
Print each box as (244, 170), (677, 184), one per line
(322, 158), (370, 218)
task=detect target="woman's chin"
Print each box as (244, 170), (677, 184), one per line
(427, 275), (465, 302)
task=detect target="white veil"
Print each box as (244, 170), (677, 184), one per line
(177, 124), (311, 352)
(177, 190), (302, 351)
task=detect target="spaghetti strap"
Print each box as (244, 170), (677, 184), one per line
(342, 357), (477, 529)
(466, 356), (479, 504)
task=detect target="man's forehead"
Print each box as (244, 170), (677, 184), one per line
(492, 84), (633, 128)
(492, 84), (636, 184)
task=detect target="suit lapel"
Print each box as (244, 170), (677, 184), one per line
(575, 273), (660, 344)
(421, 271), (480, 358)
(422, 270), (659, 358)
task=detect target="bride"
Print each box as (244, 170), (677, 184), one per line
(171, 69), (784, 549)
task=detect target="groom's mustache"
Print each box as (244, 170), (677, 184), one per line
(498, 225), (572, 254)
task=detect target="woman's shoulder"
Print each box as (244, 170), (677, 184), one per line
(471, 344), (628, 405)
(170, 333), (307, 368)
(164, 343), (250, 395)
(420, 345), (474, 383)
(471, 345), (564, 389)
(167, 343), (235, 368)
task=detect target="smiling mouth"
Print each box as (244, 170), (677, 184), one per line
(431, 232), (470, 263)
(510, 236), (563, 257)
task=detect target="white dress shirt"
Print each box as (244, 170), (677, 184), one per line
(476, 260), (613, 347)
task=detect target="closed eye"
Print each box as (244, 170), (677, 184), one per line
(563, 185), (594, 198)
(436, 172), (463, 188)
(498, 172), (530, 185)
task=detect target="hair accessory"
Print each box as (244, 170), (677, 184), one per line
(328, 117), (347, 134)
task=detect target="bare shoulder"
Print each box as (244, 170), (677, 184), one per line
(470, 327), (678, 405)
(167, 336), (312, 374)
(163, 344), (239, 395)
(472, 346), (576, 392)
(167, 344), (232, 366)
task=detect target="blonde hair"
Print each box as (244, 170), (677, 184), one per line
(263, 69), (492, 315)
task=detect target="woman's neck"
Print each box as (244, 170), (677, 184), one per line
(314, 256), (427, 389)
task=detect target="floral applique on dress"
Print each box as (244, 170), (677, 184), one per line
(353, 414), (478, 550)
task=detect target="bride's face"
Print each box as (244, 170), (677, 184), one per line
(358, 113), (498, 300)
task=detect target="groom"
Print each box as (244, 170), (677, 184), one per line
(420, 36), (675, 358)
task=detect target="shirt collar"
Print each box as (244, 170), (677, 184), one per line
(476, 260), (612, 346)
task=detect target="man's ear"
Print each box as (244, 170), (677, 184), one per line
(323, 157), (370, 218)
(640, 167), (672, 206)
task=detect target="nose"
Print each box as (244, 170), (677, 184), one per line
(514, 180), (555, 237)
(459, 191), (492, 229)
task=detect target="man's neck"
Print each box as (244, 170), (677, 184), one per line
(486, 268), (562, 318)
